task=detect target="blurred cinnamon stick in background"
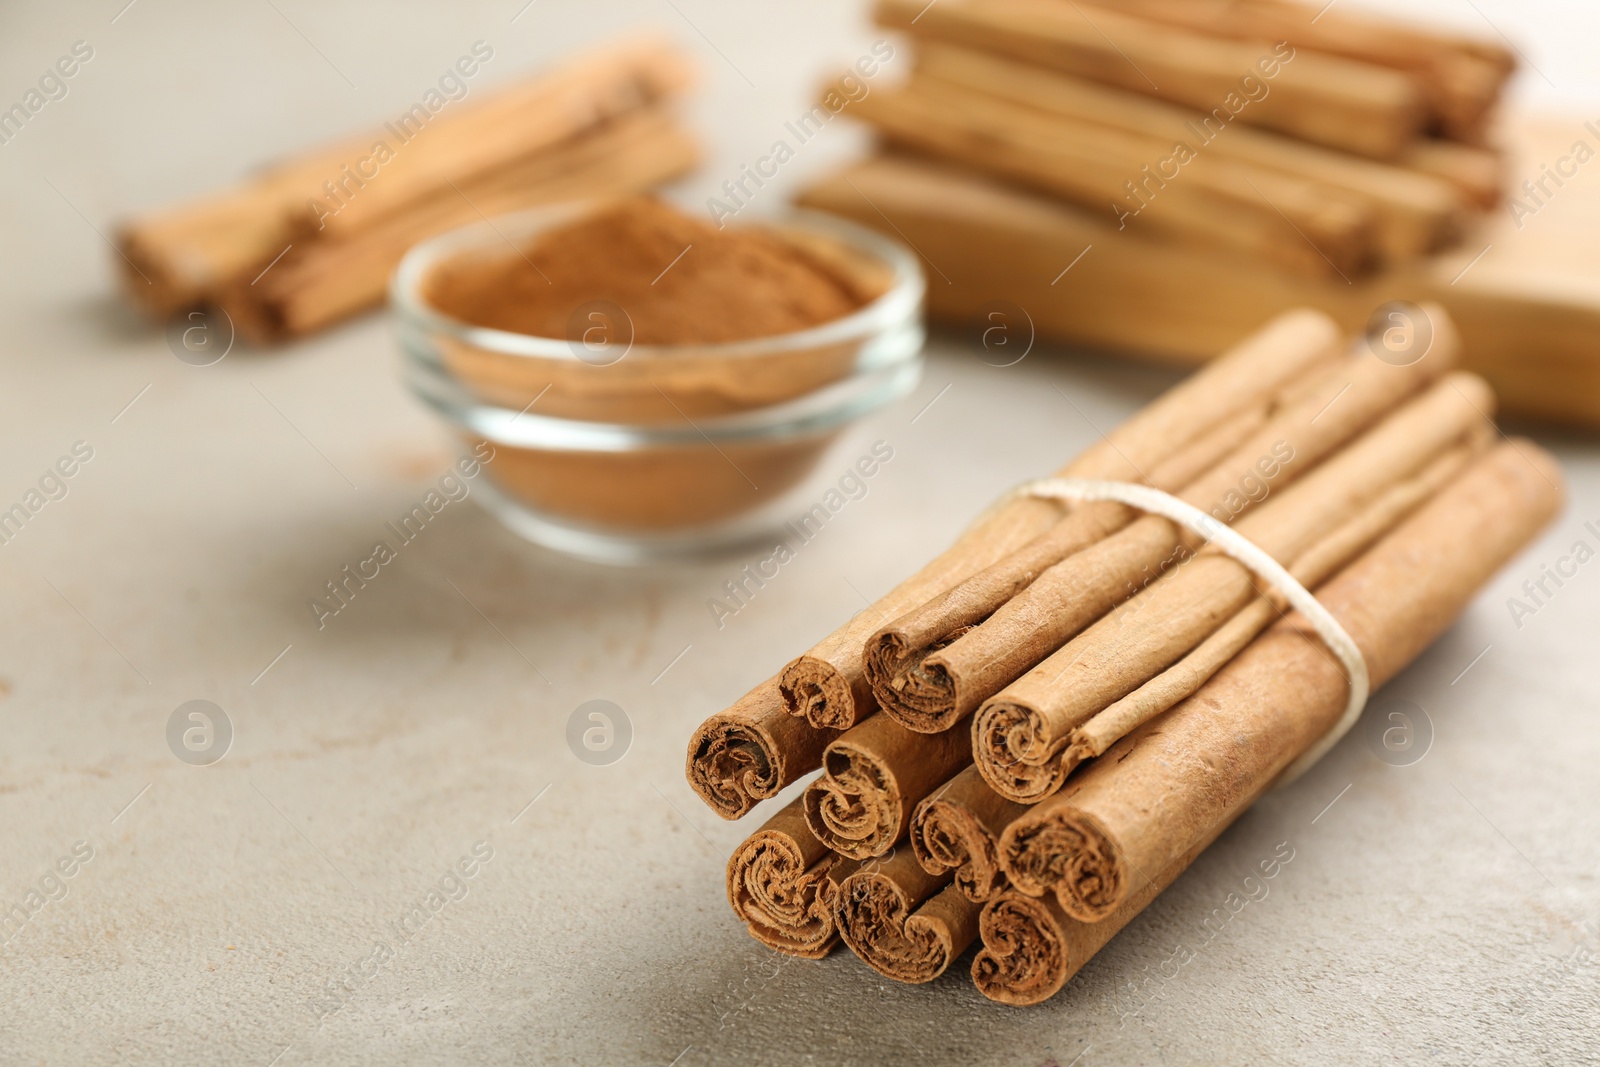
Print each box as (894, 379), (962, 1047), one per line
(875, 0), (1429, 158)
(848, 72), (1378, 278)
(803, 0), (1600, 426)
(798, 152), (1600, 426)
(1084, 0), (1514, 143)
(116, 36), (697, 342)
(906, 43), (1469, 264)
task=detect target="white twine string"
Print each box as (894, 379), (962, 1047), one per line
(995, 478), (1368, 786)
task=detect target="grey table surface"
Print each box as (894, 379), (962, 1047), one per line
(2, 2), (1598, 1065)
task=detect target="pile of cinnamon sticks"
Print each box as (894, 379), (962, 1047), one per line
(845, 0), (1512, 278)
(687, 306), (1562, 1003)
(116, 37), (698, 343)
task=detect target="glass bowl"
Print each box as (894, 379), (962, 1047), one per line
(391, 203), (925, 563)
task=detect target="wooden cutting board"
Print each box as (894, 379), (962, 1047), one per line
(799, 114), (1600, 427)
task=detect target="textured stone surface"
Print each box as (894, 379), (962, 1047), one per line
(1, 2), (1597, 1064)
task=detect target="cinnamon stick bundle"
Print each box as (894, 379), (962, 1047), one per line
(974, 370), (1495, 803)
(221, 108), (698, 342)
(725, 796), (856, 958)
(833, 848), (981, 983)
(115, 36), (696, 338)
(870, 321), (1451, 737)
(909, 766), (1027, 902)
(875, 0), (1426, 159)
(998, 440), (1563, 924)
(698, 308), (1559, 1001)
(908, 44), (1466, 263)
(849, 73), (1376, 278)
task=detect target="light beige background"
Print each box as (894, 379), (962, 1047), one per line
(1, 1), (1597, 1064)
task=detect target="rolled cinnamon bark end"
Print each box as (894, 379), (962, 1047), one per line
(835, 850), (979, 983)
(971, 891), (1071, 1006)
(910, 765), (1028, 901)
(687, 681), (836, 820)
(999, 805), (1122, 922)
(803, 713), (972, 859)
(726, 798), (853, 958)
(998, 440), (1564, 923)
(778, 492), (1071, 731)
(864, 625), (968, 733)
(778, 654), (873, 731)
(971, 699), (1068, 804)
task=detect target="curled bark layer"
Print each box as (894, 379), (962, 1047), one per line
(803, 713), (971, 859)
(726, 797), (856, 958)
(687, 681), (837, 820)
(834, 848), (981, 983)
(973, 821), (1227, 1004)
(909, 765), (1028, 902)
(779, 492), (1067, 730)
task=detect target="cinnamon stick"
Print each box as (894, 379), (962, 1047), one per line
(687, 680), (837, 821)
(1076, 0), (1513, 143)
(116, 130), (375, 317)
(833, 847), (981, 983)
(873, 326), (1452, 736)
(1402, 139), (1506, 210)
(910, 766), (1028, 902)
(726, 796), (856, 958)
(974, 370), (1494, 803)
(802, 712), (971, 859)
(876, 0), (1426, 159)
(999, 439), (1563, 922)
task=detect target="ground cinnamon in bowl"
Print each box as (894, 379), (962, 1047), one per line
(418, 197), (893, 422)
(426, 196), (875, 343)
(393, 196), (924, 556)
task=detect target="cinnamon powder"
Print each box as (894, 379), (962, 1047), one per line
(424, 196), (872, 343)
(414, 197), (901, 535)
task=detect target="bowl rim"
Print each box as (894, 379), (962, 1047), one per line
(389, 200), (927, 362)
